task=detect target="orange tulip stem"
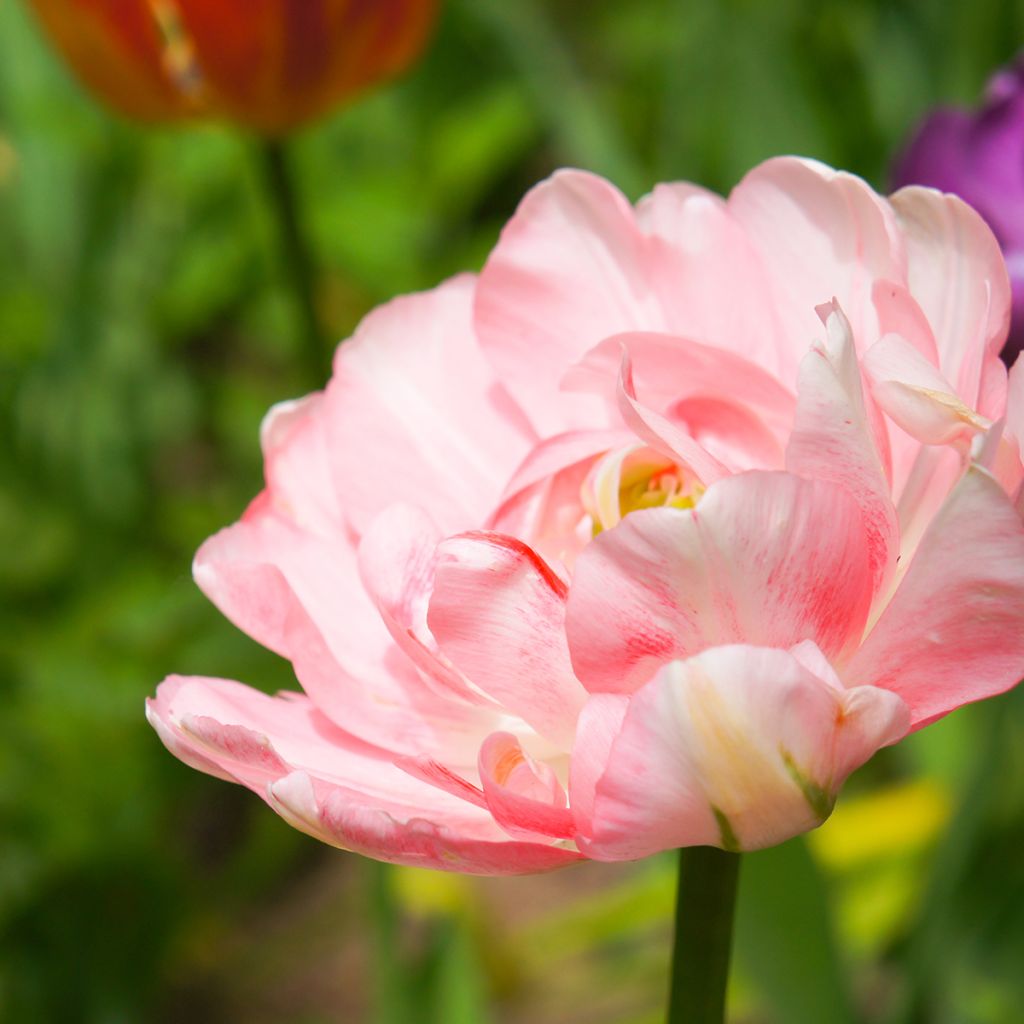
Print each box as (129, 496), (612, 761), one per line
(667, 846), (741, 1024)
(259, 137), (328, 384)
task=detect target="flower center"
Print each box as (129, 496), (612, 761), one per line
(581, 445), (703, 536)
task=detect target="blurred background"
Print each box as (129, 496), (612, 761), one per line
(2, 1), (1024, 1021)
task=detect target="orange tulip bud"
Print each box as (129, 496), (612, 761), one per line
(27, 0), (440, 134)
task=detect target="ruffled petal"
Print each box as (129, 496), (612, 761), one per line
(477, 732), (575, 841)
(148, 676), (579, 875)
(579, 645), (908, 859)
(565, 471), (875, 694)
(474, 170), (657, 433)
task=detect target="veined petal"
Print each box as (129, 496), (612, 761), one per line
(579, 645), (908, 859)
(566, 471), (875, 694)
(428, 532), (588, 747)
(846, 465), (1024, 727)
(890, 187), (1011, 406)
(729, 157), (905, 374)
(786, 302), (898, 596)
(148, 676), (578, 875)
(475, 170), (658, 433)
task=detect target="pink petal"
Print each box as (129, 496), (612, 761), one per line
(325, 275), (534, 537)
(478, 732), (575, 841)
(728, 158), (905, 373)
(565, 471), (875, 694)
(357, 502), (492, 707)
(474, 170), (657, 433)
(616, 346), (731, 484)
(890, 187), (1011, 408)
(633, 183), (786, 374)
(568, 693), (629, 836)
(565, 332), (794, 426)
(580, 645), (908, 859)
(786, 302), (898, 596)
(427, 532), (588, 746)
(194, 496), (495, 761)
(149, 676), (579, 875)
(865, 333), (988, 446)
(846, 465), (1024, 727)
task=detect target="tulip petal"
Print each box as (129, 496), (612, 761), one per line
(174, 0), (440, 134)
(579, 645), (908, 859)
(865, 333), (989, 445)
(786, 303), (898, 595)
(325, 275), (534, 536)
(729, 157), (904, 371)
(846, 465), (1024, 727)
(428, 532), (588, 746)
(566, 471), (875, 694)
(890, 186), (1011, 405)
(478, 732), (575, 841)
(26, 0), (191, 120)
(149, 676), (578, 874)
(475, 170), (657, 433)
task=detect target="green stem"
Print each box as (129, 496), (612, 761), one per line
(258, 137), (327, 384)
(367, 859), (413, 1024)
(667, 846), (741, 1024)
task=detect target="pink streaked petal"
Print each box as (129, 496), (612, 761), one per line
(580, 645), (908, 859)
(847, 465), (1024, 728)
(194, 501), (387, 678)
(428, 532), (588, 747)
(728, 158), (906, 374)
(786, 302), (898, 596)
(269, 772), (582, 875)
(325, 275), (534, 537)
(565, 471), (875, 694)
(478, 732), (575, 842)
(890, 187), (1011, 407)
(148, 677), (579, 875)
(474, 170), (659, 433)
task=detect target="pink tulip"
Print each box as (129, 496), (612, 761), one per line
(148, 157), (1024, 872)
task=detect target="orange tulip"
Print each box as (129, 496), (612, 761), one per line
(27, 0), (440, 134)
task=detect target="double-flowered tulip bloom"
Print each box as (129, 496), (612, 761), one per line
(149, 157), (1024, 873)
(27, 0), (439, 134)
(894, 57), (1024, 362)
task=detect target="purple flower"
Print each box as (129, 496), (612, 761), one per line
(893, 58), (1024, 363)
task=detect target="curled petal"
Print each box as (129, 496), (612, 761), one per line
(428, 532), (588, 746)
(478, 733), (575, 841)
(579, 645), (908, 859)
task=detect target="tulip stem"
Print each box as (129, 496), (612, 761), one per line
(259, 137), (328, 383)
(667, 846), (741, 1024)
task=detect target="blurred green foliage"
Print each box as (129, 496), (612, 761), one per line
(2, 0), (1024, 1021)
